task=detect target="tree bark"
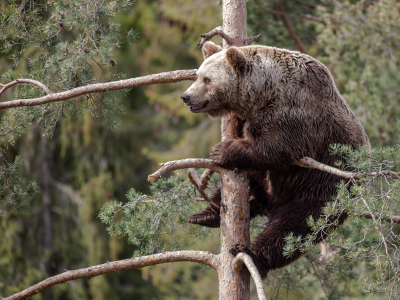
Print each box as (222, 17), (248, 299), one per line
(219, 1), (251, 299)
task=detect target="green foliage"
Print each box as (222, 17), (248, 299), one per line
(282, 140), (400, 299)
(99, 171), (216, 257)
(0, 0), (138, 210)
(0, 152), (38, 213)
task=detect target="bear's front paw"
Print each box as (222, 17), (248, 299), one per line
(230, 244), (250, 256)
(210, 140), (234, 168)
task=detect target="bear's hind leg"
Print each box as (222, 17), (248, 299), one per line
(186, 187), (222, 228)
(230, 201), (332, 279)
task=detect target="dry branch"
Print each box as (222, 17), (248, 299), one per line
(187, 168), (211, 202)
(233, 253), (267, 300)
(295, 157), (400, 180)
(197, 26), (235, 49)
(0, 79), (53, 97)
(197, 26), (261, 49)
(362, 212), (400, 224)
(148, 158), (221, 182)
(2, 251), (219, 300)
(244, 33), (262, 46)
(0, 69), (197, 110)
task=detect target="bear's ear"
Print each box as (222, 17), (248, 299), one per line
(202, 41), (223, 60)
(226, 47), (247, 74)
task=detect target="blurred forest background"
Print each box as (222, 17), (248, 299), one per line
(0, 0), (399, 299)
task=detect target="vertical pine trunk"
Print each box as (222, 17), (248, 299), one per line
(219, 1), (251, 299)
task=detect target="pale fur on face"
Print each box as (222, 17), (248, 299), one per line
(182, 49), (238, 118)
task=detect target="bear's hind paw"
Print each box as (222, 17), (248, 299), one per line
(186, 212), (220, 228)
(230, 244), (250, 256)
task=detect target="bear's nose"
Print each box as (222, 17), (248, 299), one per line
(181, 94), (190, 104)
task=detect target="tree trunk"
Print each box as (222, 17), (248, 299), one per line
(219, 1), (251, 299)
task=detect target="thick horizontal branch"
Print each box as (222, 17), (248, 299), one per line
(0, 69), (197, 110)
(0, 79), (53, 97)
(148, 158), (221, 182)
(233, 253), (267, 300)
(2, 250), (219, 300)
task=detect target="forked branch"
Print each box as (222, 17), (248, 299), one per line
(2, 250), (219, 300)
(233, 253), (267, 300)
(0, 69), (197, 110)
(187, 168), (214, 202)
(197, 26), (261, 49)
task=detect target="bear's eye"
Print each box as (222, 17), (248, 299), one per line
(204, 77), (211, 84)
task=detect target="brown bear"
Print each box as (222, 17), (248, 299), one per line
(180, 41), (369, 279)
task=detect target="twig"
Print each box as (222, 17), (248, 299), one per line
(41, 24), (64, 44)
(2, 251), (219, 300)
(233, 253), (267, 300)
(244, 33), (262, 46)
(148, 159), (221, 182)
(0, 79), (53, 97)
(199, 168), (214, 190)
(303, 14), (323, 22)
(187, 168), (211, 202)
(0, 69), (197, 110)
(362, 212), (400, 224)
(197, 26), (235, 49)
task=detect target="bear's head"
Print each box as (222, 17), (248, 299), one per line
(181, 41), (249, 118)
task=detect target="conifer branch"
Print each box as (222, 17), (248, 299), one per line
(233, 253), (267, 300)
(0, 70), (197, 110)
(1, 251), (219, 300)
(0, 79), (53, 97)
(148, 159), (221, 182)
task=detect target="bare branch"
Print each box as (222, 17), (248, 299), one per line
(294, 157), (400, 180)
(199, 168), (214, 190)
(294, 157), (357, 179)
(303, 14), (323, 22)
(0, 69), (197, 110)
(197, 26), (235, 49)
(233, 253), (267, 300)
(0, 79), (53, 97)
(148, 158), (221, 182)
(362, 212), (400, 224)
(187, 168), (211, 202)
(244, 33), (262, 46)
(2, 251), (219, 300)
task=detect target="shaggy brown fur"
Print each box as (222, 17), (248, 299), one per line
(181, 41), (370, 279)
